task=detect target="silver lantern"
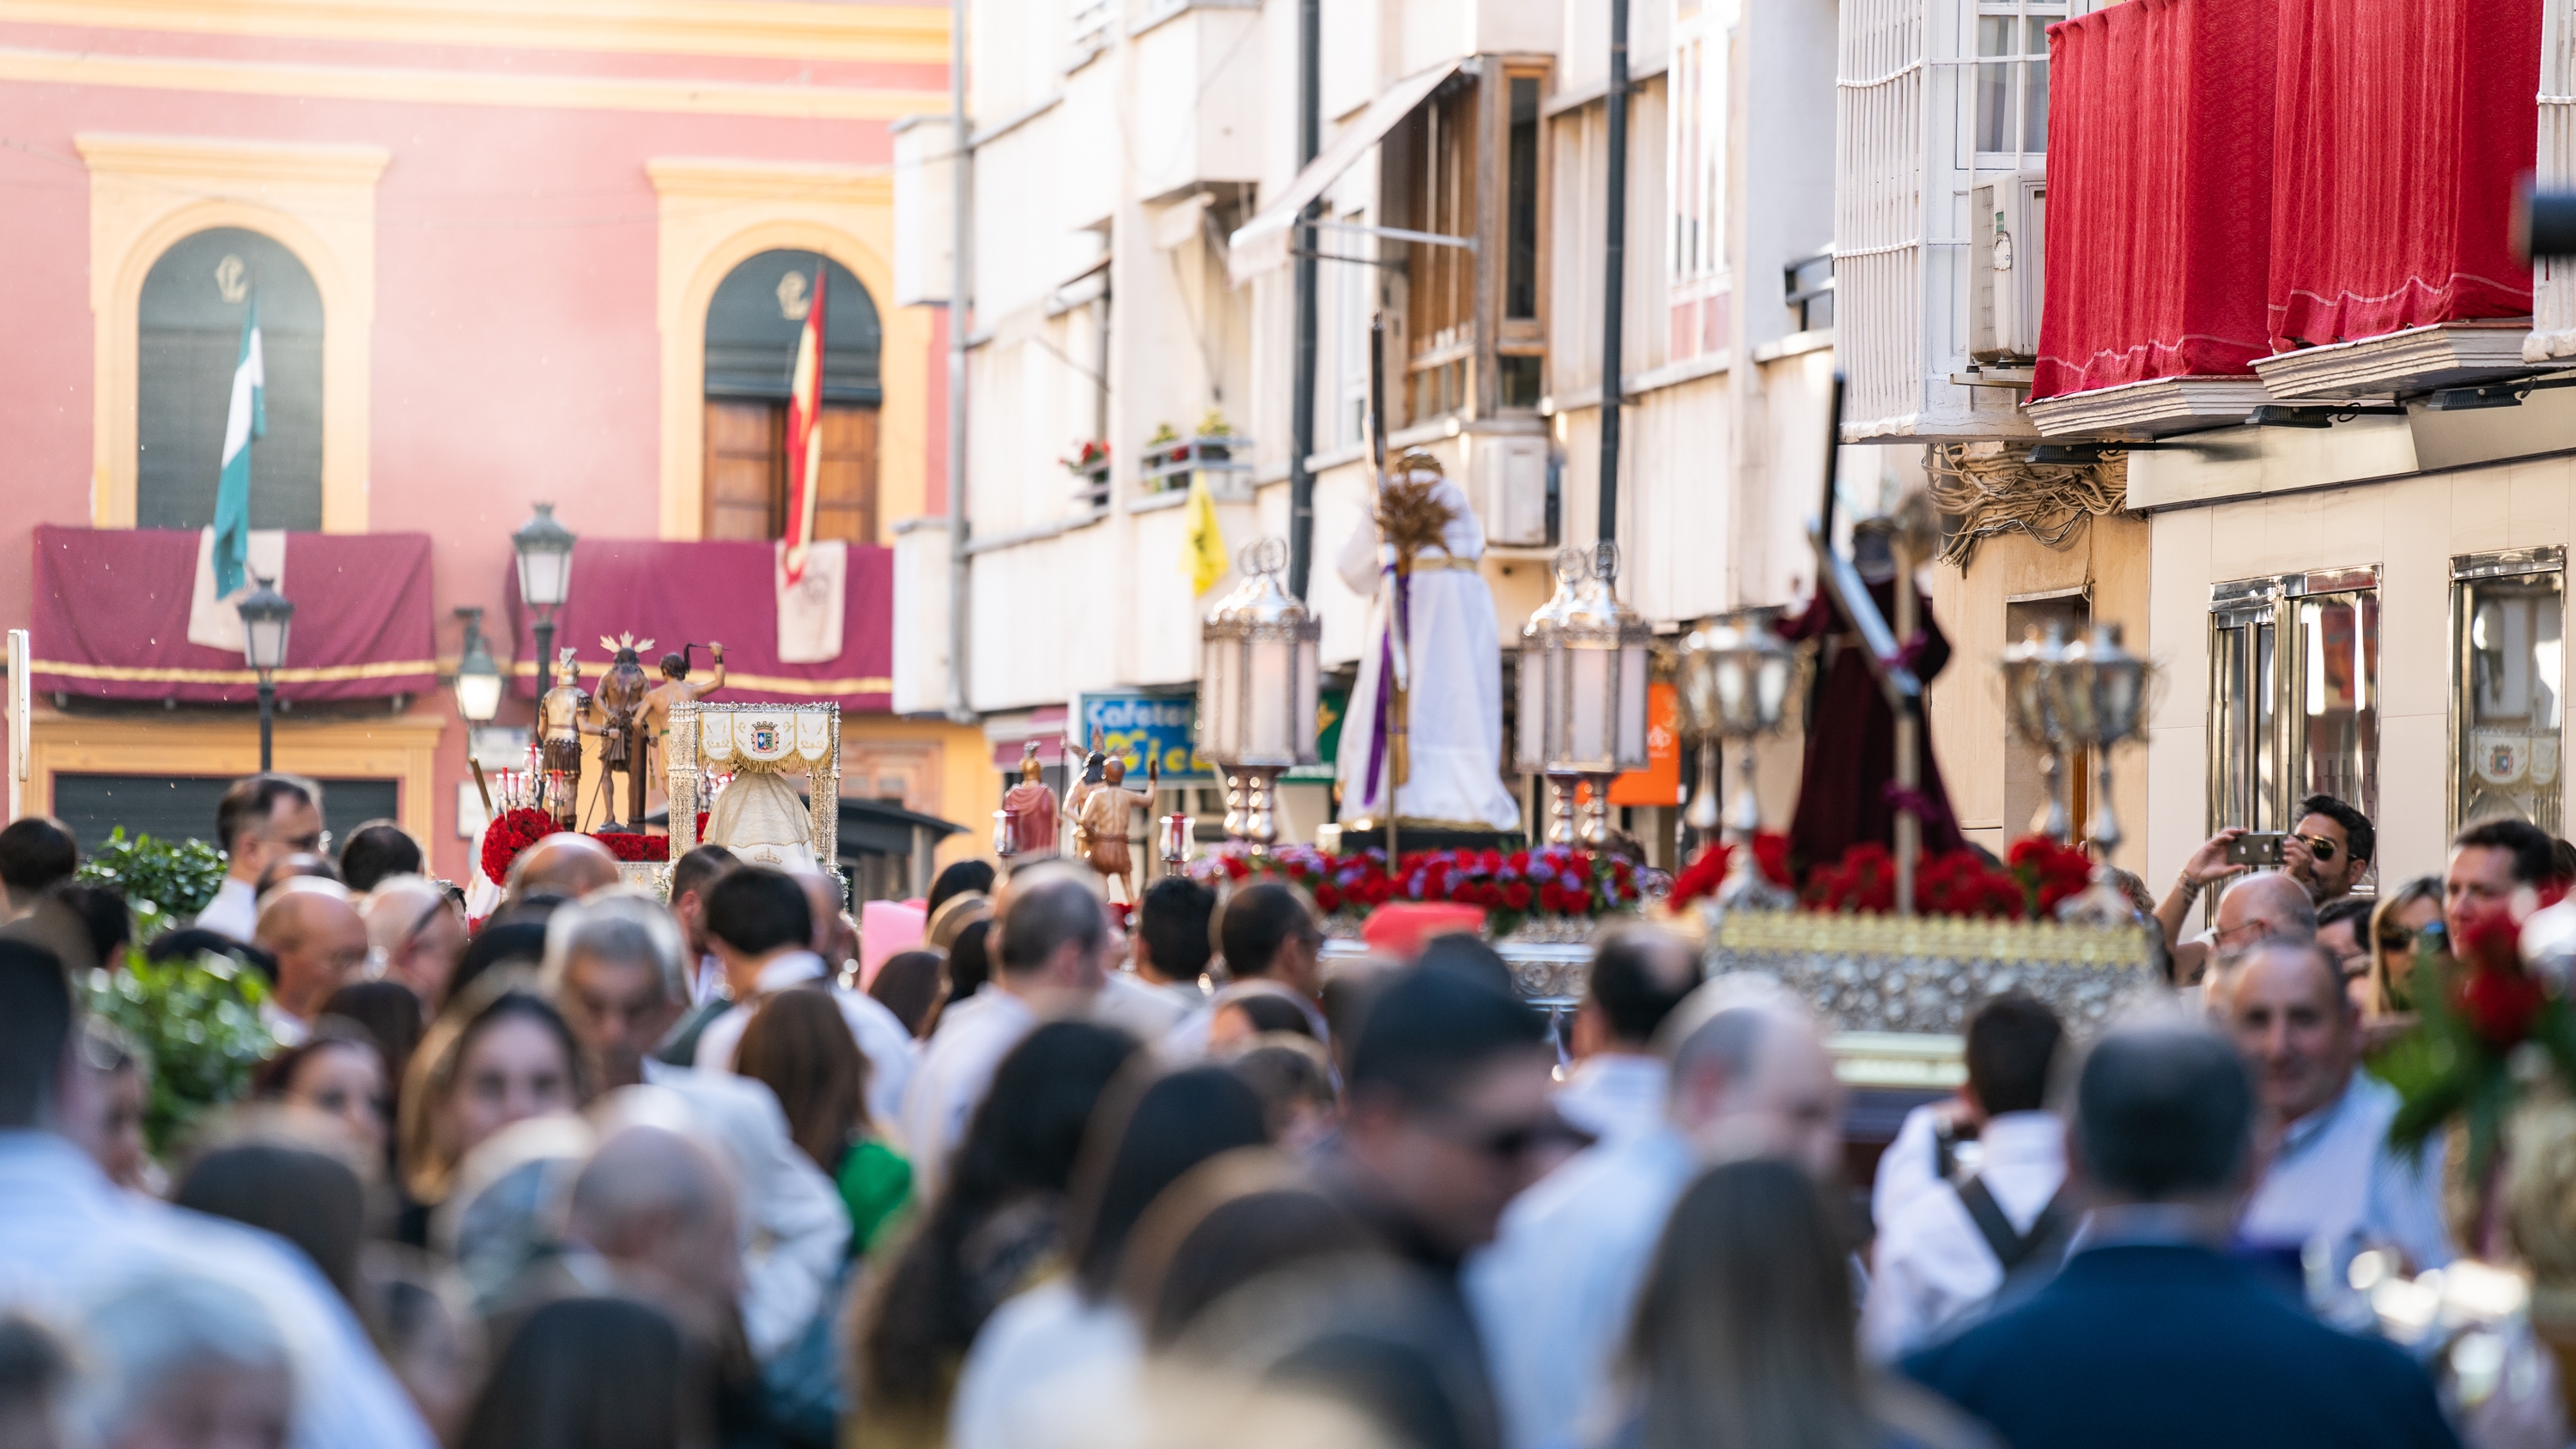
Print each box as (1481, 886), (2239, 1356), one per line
(1999, 620), (2075, 841)
(1516, 544), (1652, 846)
(1675, 607), (1802, 910)
(1196, 537), (1321, 848)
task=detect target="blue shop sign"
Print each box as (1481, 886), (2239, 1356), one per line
(1074, 693), (1210, 781)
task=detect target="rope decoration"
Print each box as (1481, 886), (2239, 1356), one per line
(1926, 444), (2129, 568)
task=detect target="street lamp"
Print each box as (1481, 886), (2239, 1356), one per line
(237, 573), (295, 771)
(1675, 608), (1801, 876)
(1196, 537), (1321, 848)
(2000, 621), (2075, 840)
(453, 606), (503, 724)
(512, 502), (576, 690)
(1516, 545), (1651, 846)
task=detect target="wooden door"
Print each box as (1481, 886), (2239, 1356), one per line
(704, 401), (782, 539)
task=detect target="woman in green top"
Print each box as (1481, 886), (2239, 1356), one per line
(733, 985), (915, 1256)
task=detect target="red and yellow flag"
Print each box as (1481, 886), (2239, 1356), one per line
(783, 260), (829, 583)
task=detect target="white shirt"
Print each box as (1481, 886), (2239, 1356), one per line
(1092, 970), (1199, 1043)
(900, 988), (1038, 1203)
(632, 1063), (852, 1361)
(0, 1131), (434, 1449)
(195, 876), (258, 941)
(1873, 1101), (1953, 1235)
(2240, 1070), (2452, 1270)
(694, 951), (918, 1132)
(1465, 1125), (1698, 1449)
(1552, 1054), (1668, 1144)
(1861, 1111), (2068, 1362)
(949, 1277), (1142, 1449)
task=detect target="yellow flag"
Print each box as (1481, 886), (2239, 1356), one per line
(1182, 472), (1228, 595)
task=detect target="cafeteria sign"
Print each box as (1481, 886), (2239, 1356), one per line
(1075, 693), (1210, 780)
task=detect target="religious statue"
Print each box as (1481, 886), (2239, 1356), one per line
(1780, 516), (1966, 870)
(538, 647), (591, 829)
(999, 742), (1059, 858)
(590, 633), (654, 831)
(1333, 449), (1520, 831)
(1073, 754), (1145, 906)
(641, 643), (726, 753)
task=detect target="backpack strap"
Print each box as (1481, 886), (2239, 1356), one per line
(1954, 1175), (2029, 1268)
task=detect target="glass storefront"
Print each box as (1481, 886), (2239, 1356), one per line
(2453, 549), (2566, 835)
(2208, 567), (2380, 837)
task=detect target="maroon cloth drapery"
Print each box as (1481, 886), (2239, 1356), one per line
(26, 526), (437, 703)
(1778, 578), (1966, 871)
(2032, 0), (2280, 402)
(505, 538), (894, 712)
(2266, 0), (2540, 350)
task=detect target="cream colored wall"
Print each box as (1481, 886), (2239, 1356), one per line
(2142, 453), (2576, 925)
(1925, 507), (2151, 876)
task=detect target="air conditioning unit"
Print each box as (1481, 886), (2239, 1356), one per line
(1970, 172), (2047, 363)
(1471, 432), (1551, 548)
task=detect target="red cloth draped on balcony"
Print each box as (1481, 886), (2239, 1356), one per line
(505, 538), (893, 711)
(2266, 0), (2540, 351)
(2031, 0), (2280, 402)
(25, 526), (437, 703)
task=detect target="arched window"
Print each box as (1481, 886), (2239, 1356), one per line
(137, 227), (325, 530)
(702, 251), (884, 543)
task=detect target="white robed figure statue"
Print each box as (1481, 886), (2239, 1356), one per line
(1334, 450), (1522, 831)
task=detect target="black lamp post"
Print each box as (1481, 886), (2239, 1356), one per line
(237, 573), (295, 771)
(511, 502), (576, 693)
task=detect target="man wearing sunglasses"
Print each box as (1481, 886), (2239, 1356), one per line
(2281, 795), (2373, 906)
(194, 773), (324, 943)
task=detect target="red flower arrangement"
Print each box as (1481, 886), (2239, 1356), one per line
(480, 807), (673, 884)
(1795, 835), (2103, 920)
(1668, 834), (1792, 908)
(2381, 888), (2576, 1196)
(1194, 843), (1645, 936)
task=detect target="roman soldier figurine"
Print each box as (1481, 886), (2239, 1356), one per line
(999, 742), (1059, 858)
(538, 648), (590, 830)
(1074, 754), (1145, 906)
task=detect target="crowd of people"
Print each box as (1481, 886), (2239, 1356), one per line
(0, 773), (2536, 1449)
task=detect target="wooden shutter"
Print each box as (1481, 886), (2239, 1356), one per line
(703, 401), (782, 539)
(814, 404), (878, 544)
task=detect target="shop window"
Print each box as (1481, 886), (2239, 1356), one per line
(1972, 3), (2063, 162)
(702, 252), (884, 543)
(137, 227), (325, 532)
(2208, 569), (2380, 840)
(2454, 550), (2565, 834)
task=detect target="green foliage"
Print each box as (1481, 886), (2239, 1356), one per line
(2373, 947), (2576, 1188)
(88, 953), (276, 1152)
(76, 828), (227, 940)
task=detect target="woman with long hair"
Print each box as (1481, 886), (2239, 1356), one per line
(2368, 876), (2444, 1016)
(852, 1020), (1139, 1449)
(1616, 1158), (1990, 1449)
(397, 983), (589, 1235)
(735, 985), (914, 1257)
(948, 1064), (1273, 1449)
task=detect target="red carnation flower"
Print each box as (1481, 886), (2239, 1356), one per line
(1503, 881), (1533, 911)
(2457, 962), (2546, 1047)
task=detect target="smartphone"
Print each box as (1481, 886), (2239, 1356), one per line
(2226, 832), (2286, 866)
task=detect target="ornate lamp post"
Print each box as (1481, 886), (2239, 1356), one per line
(2050, 623), (2149, 854)
(512, 502), (577, 689)
(2000, 620), (2075, 841)
(237, 574), (295, 771)
(1676, 608), (1801, 904)
(1516, 545), (1652, 847)
(1197, 537), (1321, 848)
(452, 606), (504, 724)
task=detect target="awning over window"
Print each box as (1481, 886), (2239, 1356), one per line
(2032, 0), (2280, 403)
(505, 538), (894, 711)
(27, 526), (436, 703)
(1226, 58), (1467, 287)
(2266, 0), (2540, 352)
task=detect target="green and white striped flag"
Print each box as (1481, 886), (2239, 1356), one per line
(212, 293), (264, 598)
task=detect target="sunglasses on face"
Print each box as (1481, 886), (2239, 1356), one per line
(2294, 833), (2339, 862)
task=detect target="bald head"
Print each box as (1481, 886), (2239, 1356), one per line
(568, 1124), (743, 1332)
(2214, 870), (2316, 951)
(1659, 979), (1844, 1180)
(512, 834), (623, 901)
(2222, 938), (2359, 1125)
(993, 862), (1109, 996)
(254, 887), (369, 1024)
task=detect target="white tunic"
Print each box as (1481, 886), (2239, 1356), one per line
(1334, 476), (1521, 830)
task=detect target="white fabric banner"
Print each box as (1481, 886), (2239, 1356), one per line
(775, 538), (847, 664)
(185, 526), (288, 653)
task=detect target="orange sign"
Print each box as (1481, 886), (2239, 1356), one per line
(1608, 681), (1682, 806)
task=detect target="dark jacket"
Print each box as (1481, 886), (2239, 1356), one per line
(1903, 1245), (2459, 1449)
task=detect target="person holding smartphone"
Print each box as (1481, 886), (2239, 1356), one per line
(2156, 795), (2368, 985)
